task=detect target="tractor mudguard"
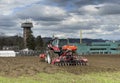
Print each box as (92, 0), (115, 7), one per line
(39, 54), (46, 59)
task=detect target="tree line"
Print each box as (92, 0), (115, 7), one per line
(0, 35), (44, 50)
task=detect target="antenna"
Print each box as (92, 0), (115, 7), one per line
(52, 34), (55, 39)
(80, 30), (82, 44)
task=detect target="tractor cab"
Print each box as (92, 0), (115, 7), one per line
(52, 38), (69, 48)
(48, 37), (69, 52)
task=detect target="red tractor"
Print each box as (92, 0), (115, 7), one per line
(39, 37), (88, 66)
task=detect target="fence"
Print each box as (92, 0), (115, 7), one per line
(17, 48), (46, 56)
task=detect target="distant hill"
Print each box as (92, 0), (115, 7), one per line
(42, 37), (107, 45)
(42, 37), (52, 43)
(68, 38), (106, 45)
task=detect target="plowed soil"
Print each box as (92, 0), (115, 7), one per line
(0, 55), (120, 77)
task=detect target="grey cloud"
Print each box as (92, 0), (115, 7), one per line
(45, 0), (120, 15)
(0, 15), (16, 27)
(38, 21), (60, 26)
(43, 0), (120, 10)
(75, 0), (120, 7)
(45, 0), (98, 7)
(0, 0), (120, 40)
(38, 22), (95, 34)
(99, 4), (120, 15)
(101, 25), (119, 31)
(15, 4), (67, 22)
(0, 14), (21, 36)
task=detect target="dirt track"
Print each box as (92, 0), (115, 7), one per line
(0, 55), (120, 77)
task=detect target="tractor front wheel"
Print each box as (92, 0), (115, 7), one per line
(47, 53), (51, 64)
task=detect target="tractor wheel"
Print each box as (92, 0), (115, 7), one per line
(46, 53), (51, 64)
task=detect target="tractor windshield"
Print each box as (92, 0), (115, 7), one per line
(59, 39), (68, 47)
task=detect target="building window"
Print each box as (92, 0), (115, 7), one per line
(118, 44), (120, 46)
(93, 44), (110, 46)
(90, 48), (106, 50)
(110, 48), (117, 50)
(104, 52), (108, 54)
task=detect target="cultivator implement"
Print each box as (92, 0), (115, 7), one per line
(54, 61), (87, 66)
(53, 59), (88, 66)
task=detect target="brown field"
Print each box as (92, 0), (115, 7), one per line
(0, 55), (120, 77)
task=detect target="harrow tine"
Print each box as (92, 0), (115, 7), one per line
(65, 62), (67, 66)
(55, 62), (59, 66)
(81, 62), (83, 66)
(59, 62), (62, 66)
(75, 62), (78, 66)
(62, 62), (65, 66)
(58, 62), (60, 66)
(78, 62), (80, 65)
(67, 62), (70, 66)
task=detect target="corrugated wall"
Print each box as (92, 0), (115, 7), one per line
(73, 41), (120, 55)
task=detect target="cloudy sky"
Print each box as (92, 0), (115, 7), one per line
(0, 0), (120, 40)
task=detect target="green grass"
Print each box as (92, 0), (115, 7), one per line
(0, 71), (120, 83)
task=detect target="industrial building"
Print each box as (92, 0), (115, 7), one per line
(74, 41), (120, 55)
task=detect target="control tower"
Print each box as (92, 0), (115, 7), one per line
(21, 22), (33, 48)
